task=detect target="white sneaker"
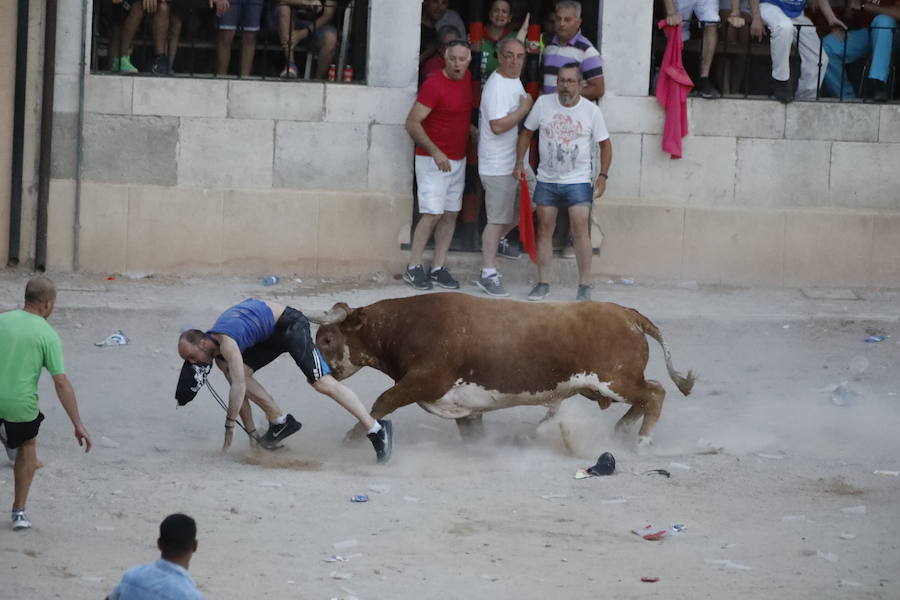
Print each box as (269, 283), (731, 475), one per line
(12, 510), (31, 530)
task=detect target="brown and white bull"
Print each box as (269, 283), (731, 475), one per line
(312, 292), (695, 447)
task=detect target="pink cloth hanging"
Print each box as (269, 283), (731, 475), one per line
(655, 21), (693, 159)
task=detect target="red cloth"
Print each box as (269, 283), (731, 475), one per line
(655, 21), (693, 160)
(414, 70), (474, 160)
(519, 172), (537, 263)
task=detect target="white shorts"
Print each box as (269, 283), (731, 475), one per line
(415, 155), (466, 215)
(677, 0), (720, 40)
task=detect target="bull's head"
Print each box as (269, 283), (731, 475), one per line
(310, 302), (365, 380)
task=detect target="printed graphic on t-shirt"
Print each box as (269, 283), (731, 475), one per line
(543, 114), (585, 171)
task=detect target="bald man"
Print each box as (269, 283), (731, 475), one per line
(0, 276), (92, 530)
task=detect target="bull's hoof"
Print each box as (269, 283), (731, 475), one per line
(637, 435), (653, 449)
(342, 424), (368, 446)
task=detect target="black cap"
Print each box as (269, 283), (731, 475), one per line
(175, 361), (209, 406)
(586, 451), (616, 476)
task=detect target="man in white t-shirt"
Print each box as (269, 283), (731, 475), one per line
(514, 63), (612, 302)
(476, 38), (535, 297)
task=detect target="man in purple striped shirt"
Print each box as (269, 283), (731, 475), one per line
(541, 1), (604, 100)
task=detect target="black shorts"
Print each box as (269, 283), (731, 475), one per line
(242, 307), (331, 383)
(0, 413), (45, 449)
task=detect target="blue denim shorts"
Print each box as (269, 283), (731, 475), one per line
(533, 182), (593, 207)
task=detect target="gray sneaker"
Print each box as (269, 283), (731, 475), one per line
(476, 273), (509, 297)
(576, 284), (592, 302)
(403, 265), (433, 291)
(527, 282), (550, 301)
(12, 510), (31, 531)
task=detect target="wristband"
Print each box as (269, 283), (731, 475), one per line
(598, 173), (608, 179)
(225, 424), (235, 430)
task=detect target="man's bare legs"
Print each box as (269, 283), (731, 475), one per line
(216, 29), (237, 75)
(216, 358), (284, 422)
(535, 205), (558, 283)
(12, 439), (37, 512)
(568, 203), (592, 285)
(313, 27), (337, 79)
(480, 222), (517, 271)
(312, 375), (376, 429)
(431, 210), (459, 269)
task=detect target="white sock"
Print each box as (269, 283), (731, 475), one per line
(367, 422), (382, 435)
(273, 414), (287, 425)
(481, 268), (498, 279)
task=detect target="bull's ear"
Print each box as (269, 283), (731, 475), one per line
(331, 302), (352, 314)
(344, 309), (366, 331)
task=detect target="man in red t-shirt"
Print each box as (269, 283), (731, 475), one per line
(821, 0), (900, 101)
(404, 40), (475, 291)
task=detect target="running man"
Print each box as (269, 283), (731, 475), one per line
(177, 298), (392, 463)
(0, 276), (92, 530)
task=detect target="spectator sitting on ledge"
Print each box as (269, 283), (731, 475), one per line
(662, 0), (748, 98)
(821, 0), (900, 102)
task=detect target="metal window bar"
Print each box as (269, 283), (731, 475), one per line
(91, 0), (357, 81)
(668, 15), (897, 102)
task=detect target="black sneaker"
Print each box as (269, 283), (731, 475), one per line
(697, 77), (721, 99)
(772, 77), (793, 104)
(367, 419), (393, 464)
(498, 238), (521, 260)
(528, 282), (550, 301)
(476, 273), (509, 297)
(403, 265), (433, 291)
(261, 414), (301, 448)
(150, 54), (170, 75)
(576, 284), (592, 302)
(429, 267), (460, 289)
(869, 78), (889, 103)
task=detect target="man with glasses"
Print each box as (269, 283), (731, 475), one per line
(404, 39), (476, 291)
(476, 37), (535, 297)
(514, 63), (612, 302)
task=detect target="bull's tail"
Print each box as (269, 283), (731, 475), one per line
(629, 308), (695, 396)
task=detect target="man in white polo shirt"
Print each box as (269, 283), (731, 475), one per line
(476, 37), (535, 297)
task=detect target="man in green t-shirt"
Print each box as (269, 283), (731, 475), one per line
(0, 276), (92, 530)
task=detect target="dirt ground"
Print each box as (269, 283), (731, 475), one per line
(2, 271), (899, 600)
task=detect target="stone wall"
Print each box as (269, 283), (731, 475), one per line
(45, 0), (419, 275)
(31, 0), (900, 286)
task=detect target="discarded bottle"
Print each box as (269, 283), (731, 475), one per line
(864, 335), (886, 343)
(350, 494), (369, 503)
(261, 275), (280, 286)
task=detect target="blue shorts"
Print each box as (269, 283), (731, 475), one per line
(218, 0), (264, 31)
(533, 182), (593, 207)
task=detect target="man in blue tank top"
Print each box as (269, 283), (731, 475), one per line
(176, 299), (392, 463)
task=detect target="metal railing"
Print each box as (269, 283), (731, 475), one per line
(656, 16), (897, 102)
(90, 0), (364, 82)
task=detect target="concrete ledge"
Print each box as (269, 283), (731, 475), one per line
(47, 179), (75, 271)
(879, 105), (900, 142)
(606, 133), (641, 201)
(735, 138), (831, 207)
(274, 121), (368, 190)
(368, 124), (413, 193)
(830, 142), (900, 210)
(785, 103), (879, 142)
(178, 118), (274, 189)
(784, 210), (874, 287)
(79, 183), (130, 274)
(222, 190), (319, 273)
(126, 187), (225, 271)
(324, 85), (415, 125)
(228, 80), (324, 121)
(85, 75), (134, 115)
(594, 204), (684, 280)
(318, 192), (408, 274)
(133, 78), (228, 118)
(872, 214), (900, 288)
(682, 208), (785, 286)
(640, 135), (736, 205)
(602, 95), (663, 135)
(83, 114), (179, 186)
(690, 98), (785, 139)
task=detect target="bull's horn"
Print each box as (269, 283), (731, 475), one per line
(305, 305), (349, 325)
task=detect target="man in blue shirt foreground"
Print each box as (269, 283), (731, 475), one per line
(107, 513), (204, 599)
(177, 299), (392, 463)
